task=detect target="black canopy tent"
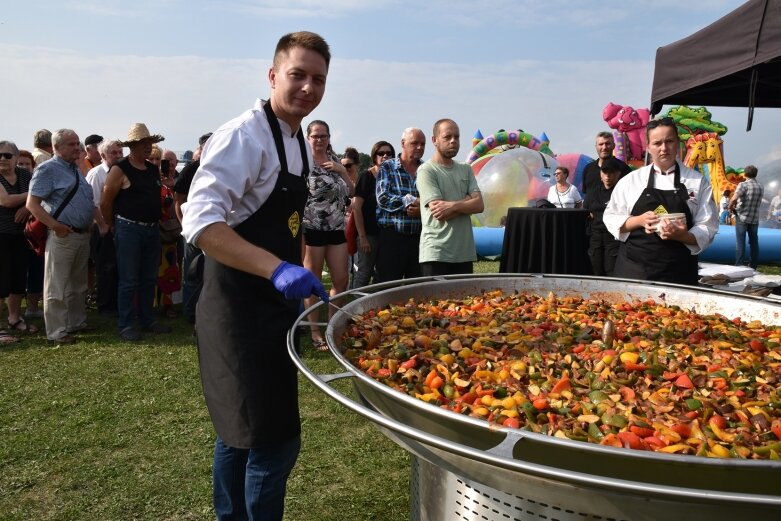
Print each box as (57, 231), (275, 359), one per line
(650, 0), (781, 130)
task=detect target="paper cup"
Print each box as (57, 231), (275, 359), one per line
(656, 213), (685, 233)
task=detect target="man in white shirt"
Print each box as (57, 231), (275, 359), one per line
(181, 31), (329, 521)
(85, 138), (123, 314)
(603, 117), (718, 285)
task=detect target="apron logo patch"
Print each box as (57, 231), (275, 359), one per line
(653, 205), (668, 215)
(288, 211), (300, 237)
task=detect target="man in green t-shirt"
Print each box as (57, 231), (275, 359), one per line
(416, 119), (484, 276)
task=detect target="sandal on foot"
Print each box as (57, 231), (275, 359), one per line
(0, 333), (19, 345)
(9, 318), (38, 333)
(312, 338), (329, 352)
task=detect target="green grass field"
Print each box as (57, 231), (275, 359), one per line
(5, 258), (781, 520)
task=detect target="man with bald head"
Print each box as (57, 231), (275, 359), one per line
(375, 127), (425, 282)
(27, 129), (101, 343)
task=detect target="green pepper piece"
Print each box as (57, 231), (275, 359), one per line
(602, 413), (629, 428)
(522, 402), (538, 424)
(589, 390), (610, 403)
(754, 442), (781, 455)
(685, 398), (703, 411)
(588, 422), (604, 440)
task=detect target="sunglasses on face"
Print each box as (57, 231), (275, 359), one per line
(309, 134), (330, 141)
(646, 117), (675, 130)
(376, 150), (393, 157)
(342, 162), (356, 168)
(0, 153), (15, 160)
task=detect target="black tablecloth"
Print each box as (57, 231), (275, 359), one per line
(500, 207), (592, 274)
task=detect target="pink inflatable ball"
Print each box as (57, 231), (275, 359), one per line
(472, 147), (557, 227)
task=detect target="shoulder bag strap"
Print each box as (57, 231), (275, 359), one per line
(51, 165), (82, 220)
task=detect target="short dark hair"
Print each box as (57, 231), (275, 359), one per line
(744, 165), (758, 178)
(596, 131), (613, 141)
(274, 31), (331, 71)
(555, 166), (570, 176)
(645, 117), (679, 141)
(432, 118), (456, 137)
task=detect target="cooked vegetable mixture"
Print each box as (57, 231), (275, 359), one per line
(340, 290), (781, 459)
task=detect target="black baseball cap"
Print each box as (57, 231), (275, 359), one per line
(84, 134), (103, 146)
(198, 133), (213, 146)
(600, 157), (622, 173)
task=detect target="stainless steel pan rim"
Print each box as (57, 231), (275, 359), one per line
(288, 274), (781, 510)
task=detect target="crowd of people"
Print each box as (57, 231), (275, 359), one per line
(0, 127), (195, 345)
(0, 30), (771, 521)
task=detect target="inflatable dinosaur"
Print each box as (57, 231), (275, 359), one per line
(602, 102), (650, 162)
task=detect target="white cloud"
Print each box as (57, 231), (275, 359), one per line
(5, 42), (778, 169)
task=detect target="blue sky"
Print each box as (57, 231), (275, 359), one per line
(4, 0), (779, 167)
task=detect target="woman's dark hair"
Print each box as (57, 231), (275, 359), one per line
(306, 120), (330, 137)
(370, 140), (395, 159)
(342, 146), (359, 163)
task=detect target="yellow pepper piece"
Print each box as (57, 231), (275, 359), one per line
(620, 352), (639, 364)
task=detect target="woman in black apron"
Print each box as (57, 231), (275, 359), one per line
(197, 101), (310, 520)
(613, 162), (699, 285)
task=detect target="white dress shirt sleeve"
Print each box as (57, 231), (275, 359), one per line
(181, 124), (268, 245)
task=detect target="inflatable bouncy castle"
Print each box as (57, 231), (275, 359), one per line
(602, 102), (650, 167)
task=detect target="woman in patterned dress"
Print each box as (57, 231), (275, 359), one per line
(302, 121), (354, 350)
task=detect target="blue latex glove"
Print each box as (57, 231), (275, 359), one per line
(271, 261), (329, 302)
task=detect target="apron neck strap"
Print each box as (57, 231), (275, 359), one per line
(647, 161), (681, 190)
(263, 101), (310, 177)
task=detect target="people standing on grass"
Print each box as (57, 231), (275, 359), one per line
(302, 120), (353, 351)
(351, 141), (395, 288)
(729, 165), (763, 269)
(101, 124), (172, 342)
(416, 119), (483, 276)
(0, 141), (36, 342)
(375, 127), (425, 282)
(27, 129), (102, 344)
(603, 117), (718, 286)
(157, 155), (181, 319)
(86, 138), (124, 315)
(583, 158), (621, 276)
(174, 132), (212, 325)
(181, 31), (330, 521)
(16, 150), (44, 320)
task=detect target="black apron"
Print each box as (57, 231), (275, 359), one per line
(197, 102), (309, 448)
(613, 163), (699, 285)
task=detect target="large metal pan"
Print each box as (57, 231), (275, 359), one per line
(288, 274), (781, 520)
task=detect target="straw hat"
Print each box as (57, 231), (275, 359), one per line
(122, 123), (164, 146)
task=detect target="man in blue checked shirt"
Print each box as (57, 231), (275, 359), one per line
(375, 127), (426, 282)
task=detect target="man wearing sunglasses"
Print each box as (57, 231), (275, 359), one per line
(603, 117), (718, 285)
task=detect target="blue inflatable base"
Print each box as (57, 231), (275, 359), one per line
(474, 224), (781, 264)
